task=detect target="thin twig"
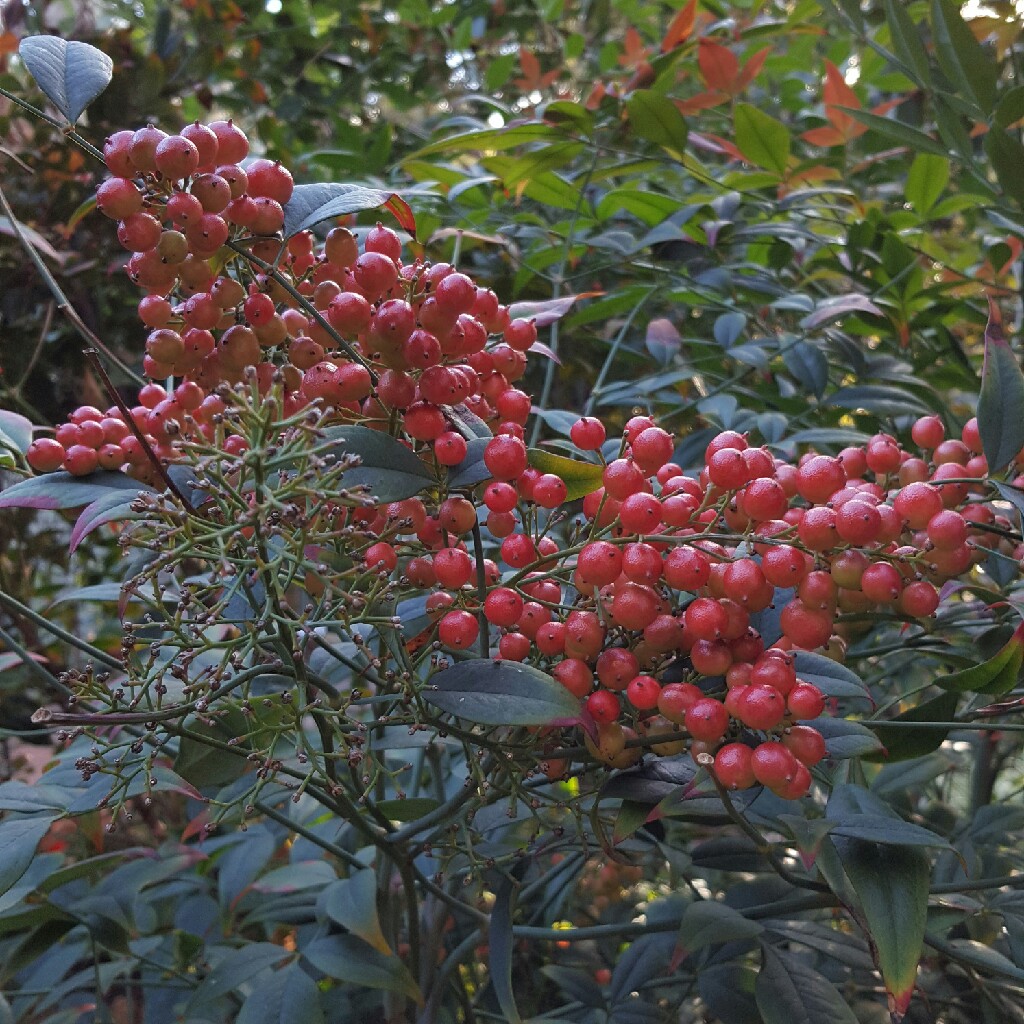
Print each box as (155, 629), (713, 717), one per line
(82, 349), (197, 515)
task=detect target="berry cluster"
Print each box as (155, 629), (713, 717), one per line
(24, 118), (1021, 801)
(28, 119), (536, 481)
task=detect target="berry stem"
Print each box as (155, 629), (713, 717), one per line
(471, 521), (491, 658)
(82, 348), (198, 516)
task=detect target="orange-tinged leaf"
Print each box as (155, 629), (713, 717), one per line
(515, 47), (543, 91)
(801, 124), (847, 147)
(585, 82), (607, 110)
(738, 46), (771, 89)
(822, 60), (861, 110)
(661, 0), (698, 52)
(0, 31), (18, 56)
(787, 163), (842, 185)
(620, 27), (648, 69)
(698, 38), (739, 92)
(674, 90), (729, 114)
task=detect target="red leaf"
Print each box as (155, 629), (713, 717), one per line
(383, 195), (417, 237)
(822, 60), (861, 109)
(801, 124), (847, 147)
(515, 47), (542, 91)
(698, 39), (739, 92)
(675, 90), (729, 114)
(738, 46), (771, 89)
(661, 0), (698, 52)
(620, 27), (648, 69)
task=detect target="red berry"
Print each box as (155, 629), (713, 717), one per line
(438, 610), (479, 650)
(626, 674), (661, 710)
(737, 684), (787, 730)
(685, 698), (729, 742)
(555, 659), (594, 698)
(787, 682), (825, 720)
(570, 416), (606, 451)
(484, 588), (525, 628)
(586, 689), (620, 723)
(26, 438), (66, 473)
(714, 743), (756, 790)
(782, 725), (827, 766)
(657, 682), (703, 723)
(485, 435), (529, 481)
(750, 741), (799, 788)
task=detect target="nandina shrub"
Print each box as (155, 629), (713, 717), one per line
(2, 35), (1024, 1024)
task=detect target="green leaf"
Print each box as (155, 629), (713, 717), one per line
(810, 717), (886, 759)
(984, 127), (1024, 207)
(489, 881), (524, 1024)
(755, 944), (858, 1024)
(827, 814), (950, 849)
(0, 817), (56, 899)
(905, 153), (949, 215)
(791, 652), (871, 700)
(734, 103), (791, 176)
(175, 707), (250, 788)
(935, 622), (1024, 694)
(237, 962), (324, 1024)
(978, 307), (1024, 473)
(626, 90), (688, 155)
(374, 797), (442, 821)
(834, 839), (928, 1016)
(322, 870), (390, 955)
(678, 901), (764, 955)
(282, 183), (415, 239)
(883, 0), (932, 84)
(322, 425), (434, 502)
(837, 108), (949, 157)
(190, 943), (293, 1005)
(423, 659), (582, 726)
(526, 448), (603, 500)
(18, 36), (113, 124)
(827, 384), (929, 417)
(407, 123), (561, 159)
(595, 189), (684, 226)
(930, 0), (998, 113)
(0, 471), (152, 512)
(781, 341), (828, 398)
(303, 934), (421, 1001)
(869, 689), (960, 761)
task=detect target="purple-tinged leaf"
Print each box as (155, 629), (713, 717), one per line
(978, 298), (1024, 472)
(507, 291), (601, 327)
(69, 491), (143, 553)
(0, 471), (152, 511)
(646, 318), (682, 366)
(799, 293), (883, 330)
